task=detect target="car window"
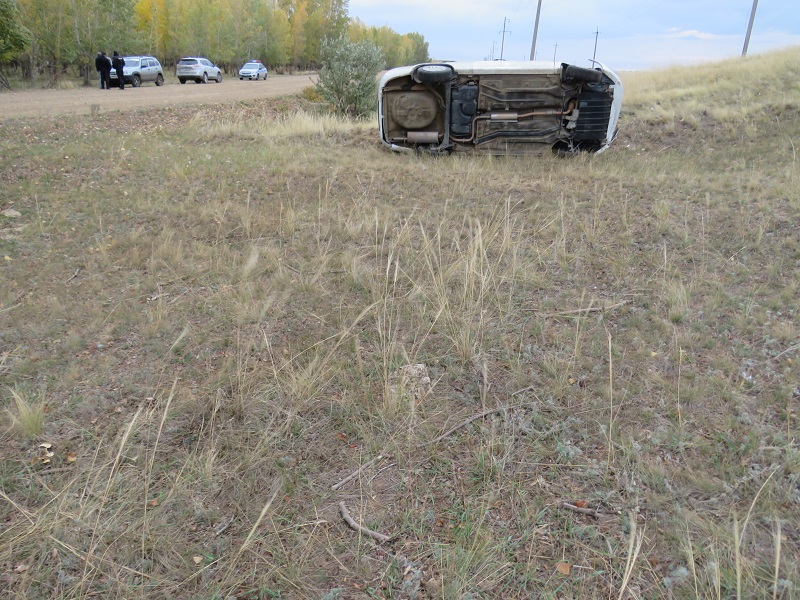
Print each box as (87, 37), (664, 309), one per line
(179, 59), (197, 65)
(127, 59), (140, 68)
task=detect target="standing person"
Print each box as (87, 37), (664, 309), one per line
(95, 52), (106, 89)
(111, 51), (125, 90)
(100, 52), (112, 90)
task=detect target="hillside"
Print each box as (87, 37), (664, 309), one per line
(1, 47), (799, 598)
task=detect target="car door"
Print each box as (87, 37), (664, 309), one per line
(139, 59), (151, 83)
(144, 59), (156, 82)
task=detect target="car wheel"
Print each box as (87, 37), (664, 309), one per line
(215, 72), (222, 83)
(132, 74), (141, 87)
(179, 78), (186, 84)
(239, 77), (243, 80)
(202, 73), (208, 84)
(561, 64), (605, 85)
(413, 64), (454, 84)
(155, 74), (164, 86)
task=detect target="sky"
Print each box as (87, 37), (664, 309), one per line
(348, 0), (800, 70)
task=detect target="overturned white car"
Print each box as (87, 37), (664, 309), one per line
(379, 61), (623, 155)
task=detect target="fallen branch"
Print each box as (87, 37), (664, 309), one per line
(773, 343), (800, 362)
(418, 407), (503, 448)
(560, 502), (599, 519)
(339, 501), (391, 543)
(331, 455), (383, 491)
(419, 402), (539, 448)
(214, 514), (235, 536)
(64, 268), (80, 284)
(528, 300), (629, 317)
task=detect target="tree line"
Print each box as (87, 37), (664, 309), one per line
(1, 0), (429, 85)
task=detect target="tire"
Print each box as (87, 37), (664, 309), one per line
(202, 73), (208, 84)
(215, 72), (222, 83)
(239, 77), (243, 80)
(179, 78), (186, 84)
(132, 74), (141, 87)
(561, 64), (605, 85)
(155, 74), (164, 86)
(413, 64), (454, 84)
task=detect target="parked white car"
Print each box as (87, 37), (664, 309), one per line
(239, 60), (268, 80)
(379, 61), (623, 155)
(177, 57), (222, 84)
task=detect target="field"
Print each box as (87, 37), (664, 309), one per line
(1, 48), (799, 599)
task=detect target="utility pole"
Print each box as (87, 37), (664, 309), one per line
(742, 0), (759, 56)
(529, 0), (543, 60)
(553, 42), (558, 65)
(500, 18), (510, 60)
(592, 27), (600, 62)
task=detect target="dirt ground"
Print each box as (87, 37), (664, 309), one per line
(0, 74), (315, 121)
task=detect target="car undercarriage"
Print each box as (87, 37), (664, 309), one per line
(379, 62), (623, 156)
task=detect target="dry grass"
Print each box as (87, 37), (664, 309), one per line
(1, 47), (799, 598)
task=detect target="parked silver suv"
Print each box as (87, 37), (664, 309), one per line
(109, 56), (164, 87)
(177, 57), (223, 84)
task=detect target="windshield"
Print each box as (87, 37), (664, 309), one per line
(243, 63), (261, 69)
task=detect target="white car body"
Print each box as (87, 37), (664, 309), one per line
(177, 57), (223, 84)
(379, 60), (623, 155)
(239, 61), (268, 80)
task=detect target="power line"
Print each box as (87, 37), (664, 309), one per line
(499, 17), (511, 60)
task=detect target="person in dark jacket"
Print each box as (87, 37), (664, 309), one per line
(111, 51), (125, 90)
(95, 52), (106, 88)
(99, 52), (112, 90)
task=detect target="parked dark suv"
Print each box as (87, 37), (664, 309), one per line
(109, 56), (164, 87)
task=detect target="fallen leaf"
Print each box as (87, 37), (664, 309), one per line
(574, 500), (589, 508)
(39, 442), (52, 450)
(192, 556), (203, 564)
(4, 256), (12, 261)
(65, 452), (77, 463)
(15, 564), (29, 573)
(336, 432), (347, 440)
(147, 498), (159, 507)
(556, 562), (572, 576)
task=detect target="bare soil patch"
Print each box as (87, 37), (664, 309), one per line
(0, 74), (315, 121)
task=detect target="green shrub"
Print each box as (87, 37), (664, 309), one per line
(316, 39), (384, 118)
(301, 85), (324, 103)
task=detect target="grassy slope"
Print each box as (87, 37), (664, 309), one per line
(1, 48), (799, 599)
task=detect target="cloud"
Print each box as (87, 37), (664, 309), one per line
(666, 28), (720, 41)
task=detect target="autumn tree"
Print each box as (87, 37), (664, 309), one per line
(0, 0), (32, 88)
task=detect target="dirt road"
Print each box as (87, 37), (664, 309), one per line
(0, 74), (315, 121)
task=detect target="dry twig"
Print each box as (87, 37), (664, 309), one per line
(64, 268), (80, 284)
(338, 501), (391, 543)
(528, 300), (629, 317)
(560, 502), (600, 519)
(419, 402), (537, 448)
(331, 455), (383, 491)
